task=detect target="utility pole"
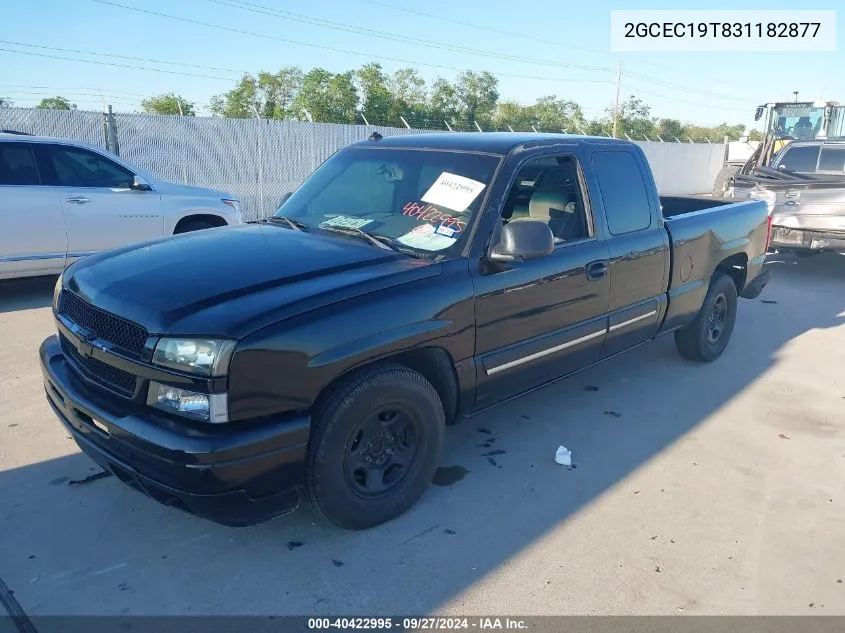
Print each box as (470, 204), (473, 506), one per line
(177, 99), (184, 116)
(612, 60), (622, 138)
(107, 104), (119, 156)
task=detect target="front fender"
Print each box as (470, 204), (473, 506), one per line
(226, 260), (475, 422)
(162, 201), (239, 233)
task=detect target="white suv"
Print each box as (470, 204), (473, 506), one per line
(0, 132), (244, 280)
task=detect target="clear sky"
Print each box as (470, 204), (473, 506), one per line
(1, 0), (842, 131)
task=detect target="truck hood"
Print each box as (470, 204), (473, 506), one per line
(150, 179), (235, 198)
(65, 224), (440, 337)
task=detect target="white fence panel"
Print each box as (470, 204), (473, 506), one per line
(1, 107), (726, 220)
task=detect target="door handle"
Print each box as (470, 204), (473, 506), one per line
(586, 260), (609, 280)
(66, 196), (91, 204)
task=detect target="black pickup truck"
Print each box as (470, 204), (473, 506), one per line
(40, 133), (772, 530)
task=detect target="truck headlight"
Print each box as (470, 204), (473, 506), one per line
(53, 272), (63, 310)
(152, 338), (236, 376)
(147, 382), (228, 423)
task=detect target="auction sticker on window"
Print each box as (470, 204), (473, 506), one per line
(397, 223), (457, 251)
(320, 215), (373, 229)
(421, 172), (486, 212)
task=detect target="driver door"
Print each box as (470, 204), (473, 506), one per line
(33, 143), (163, 261)
(471, 153), (611, 409)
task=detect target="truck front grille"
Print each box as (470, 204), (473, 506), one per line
(57, 291), (149, 358)
(60, 334), (137, 397)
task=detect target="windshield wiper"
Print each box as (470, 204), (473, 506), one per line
(265, 216), (307, 231)
(317, 225), (398, 252)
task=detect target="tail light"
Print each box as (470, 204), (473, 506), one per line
(765, 213), (773, 252)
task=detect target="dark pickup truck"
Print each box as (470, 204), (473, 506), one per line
(40, 133), (772, 530)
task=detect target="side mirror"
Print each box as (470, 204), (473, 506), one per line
(131, 175), (152, 191)
(278, 192), (293, 209)
(754, 106), (765, 122)
(489, 220), (554, 263)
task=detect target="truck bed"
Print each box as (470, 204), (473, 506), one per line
(658, 198), (771, 333)
(659, 195), (733, 218)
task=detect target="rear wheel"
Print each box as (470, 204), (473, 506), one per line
(674, 273), (738, 362)
(711, 164), (742, 198)
(305, 362), (445, 530)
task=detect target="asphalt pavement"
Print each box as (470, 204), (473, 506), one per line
(1, 253), (843, 617)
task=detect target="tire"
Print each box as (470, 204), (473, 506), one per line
(711, 164), (742, 198)
(674, 273), (738, 363)
(174, 220), (216, 234)
(305, 362), (445, 530)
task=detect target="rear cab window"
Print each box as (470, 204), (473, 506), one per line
(590, 150), (652, 235)
(275, 147), (501, 256)
(776, 145), (820, 173)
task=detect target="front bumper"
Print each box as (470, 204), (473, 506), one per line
(40, 335), (309, 527)
(770, 227), (845, 253)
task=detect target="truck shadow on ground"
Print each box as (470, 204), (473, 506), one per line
(1, 253), (843, 615)
(0, 276), (57, 314)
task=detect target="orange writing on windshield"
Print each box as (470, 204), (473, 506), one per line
(402, 202), (467, 232)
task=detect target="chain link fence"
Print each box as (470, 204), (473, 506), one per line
(1, 107), (724, 221)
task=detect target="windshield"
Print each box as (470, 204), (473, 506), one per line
(771, 104), (825, 140)
(273, 147), (501, 255)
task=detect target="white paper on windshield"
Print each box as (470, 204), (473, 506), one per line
(320, 215), (373, 230)
(421, 172), (486, 212)
(397, 224), (457, 251)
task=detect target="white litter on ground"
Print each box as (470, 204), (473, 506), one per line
(554, 445), (572, 466)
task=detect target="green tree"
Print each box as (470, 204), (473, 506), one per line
(454, 71), (499, 130)
(210, 67), (302, 119)
(711, 122), (746, 141)
(613, 96), (655, 139)
(0, 96), (12, 108)
(748, 129), (763, 141)
(37, 96), (76, 110)
(529, 96), (585, 132)
(387, 67), (427, 126)
(293, 68), (359, 124)
(493, 101), (534, 131)
(586, 118), (612, 137)
(355, 63), (393, 125)
(141, 93), (196, 116)
(656, 118), (684, 140)
(427, 77), (460, 128)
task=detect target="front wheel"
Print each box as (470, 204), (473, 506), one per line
(674, 273), (738, 362)
(305, 362), (445, 530)
(174, 220), (216, 234)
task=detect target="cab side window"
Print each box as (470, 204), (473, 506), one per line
(0, 143), (40, 185)
(591, 150), (652, 235)
(38, 144), (135, 188)
(501, 156), (591, 244)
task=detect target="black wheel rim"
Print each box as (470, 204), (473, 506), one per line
(343, 405), (422, 498)
(706, 293), (728, 344)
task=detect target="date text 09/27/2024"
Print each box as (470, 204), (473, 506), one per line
(307, 617), (528, 630)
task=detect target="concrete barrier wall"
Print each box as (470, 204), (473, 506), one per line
(635, 141), (725, 196)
